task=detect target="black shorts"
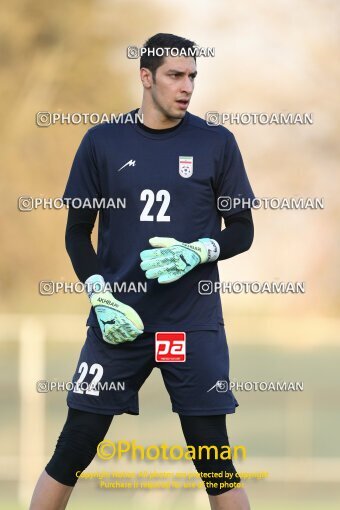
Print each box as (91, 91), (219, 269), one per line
(67, 325), (239, 416)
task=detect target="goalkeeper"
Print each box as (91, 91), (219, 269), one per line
(30, 33), (254, 510)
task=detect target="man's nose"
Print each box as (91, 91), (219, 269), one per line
(180, 76), (193, 94)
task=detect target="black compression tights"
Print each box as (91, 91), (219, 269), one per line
(45, 408), (240, 495)
(179, 414), (242, 495)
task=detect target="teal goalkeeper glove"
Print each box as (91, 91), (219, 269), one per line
(140, 237), (220, 284)
(85, 275), (144, 344)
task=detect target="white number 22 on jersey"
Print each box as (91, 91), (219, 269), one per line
(140, 189), (170, 222)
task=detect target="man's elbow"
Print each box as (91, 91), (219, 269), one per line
(240, 224), (254, 253)
(65, 229), (72, 255)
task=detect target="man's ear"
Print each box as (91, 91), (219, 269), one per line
(140, 67), (153, 89)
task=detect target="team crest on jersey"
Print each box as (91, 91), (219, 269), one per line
(179, 156), (193, 178)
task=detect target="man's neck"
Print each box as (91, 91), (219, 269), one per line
(138, 106), (182, 130)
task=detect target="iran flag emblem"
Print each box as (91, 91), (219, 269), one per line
(179, 156), (193, 178)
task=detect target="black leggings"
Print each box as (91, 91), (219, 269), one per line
(45, 408), (240, 495)
(45, 408), (113, 486)
(179, 414), (241, 495)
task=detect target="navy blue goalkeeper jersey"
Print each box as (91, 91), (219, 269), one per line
(63, 110), (255, 331)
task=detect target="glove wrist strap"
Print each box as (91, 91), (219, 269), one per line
(198, 238), (220, 262)
(85, 274), (106, 298)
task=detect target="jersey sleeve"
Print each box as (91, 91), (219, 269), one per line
(215, 132), (255, 218)
(63, 130), (101, 202)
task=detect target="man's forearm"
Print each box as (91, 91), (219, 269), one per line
(215, 209), (254, 261)
(65, 207), (99, 282)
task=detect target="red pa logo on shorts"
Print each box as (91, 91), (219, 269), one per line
(155, 332), (186, 362)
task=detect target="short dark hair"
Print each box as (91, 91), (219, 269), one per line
(140, 33), (197, 78)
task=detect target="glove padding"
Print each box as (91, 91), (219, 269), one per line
(140, 237), (210, 284)
(86, 275), (144, 345)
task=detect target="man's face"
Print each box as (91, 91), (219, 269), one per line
(147, 56), (197, 120)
